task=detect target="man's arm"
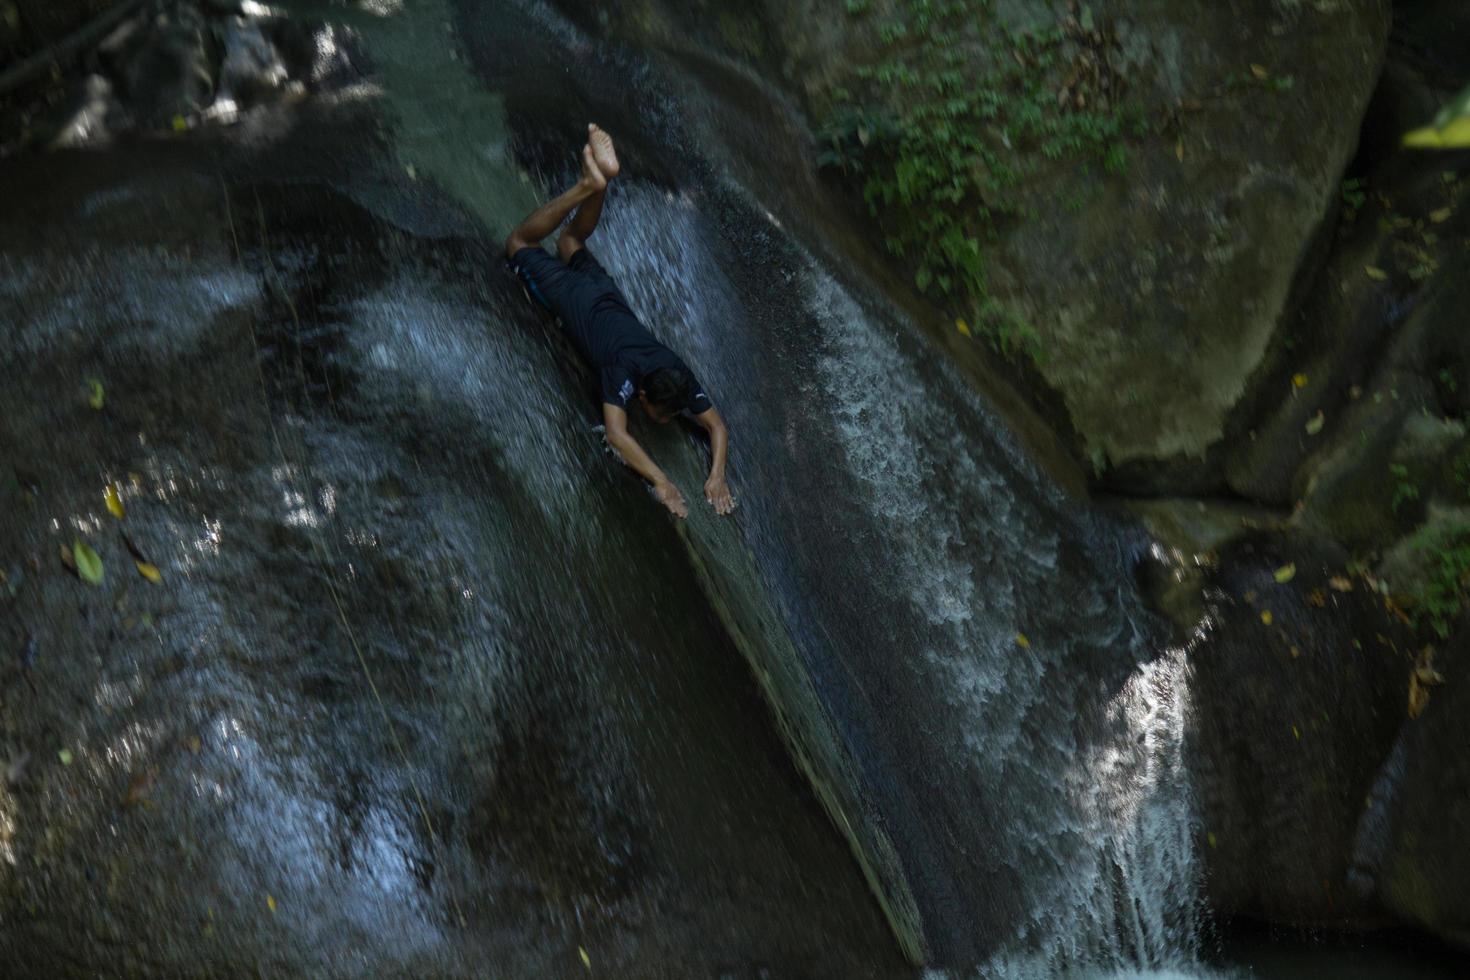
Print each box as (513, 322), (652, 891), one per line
(694, 408), (735, 515)
(603, 404), (688, 518)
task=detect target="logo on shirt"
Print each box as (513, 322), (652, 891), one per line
(619, 379), (635, 404)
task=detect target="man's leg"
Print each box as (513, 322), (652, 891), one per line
(504, 140), (607, 259)
(558, 124), (621, 262)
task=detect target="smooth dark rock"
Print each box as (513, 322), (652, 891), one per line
(1189, 530), (1411, 928)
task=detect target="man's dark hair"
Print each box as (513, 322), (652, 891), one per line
(642, 367), (692, 411)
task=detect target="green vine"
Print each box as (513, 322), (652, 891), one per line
(817, 0), (1143, 360)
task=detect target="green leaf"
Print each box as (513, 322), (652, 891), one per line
(86, 378), (105, 410)
(73, 539), (104, 585)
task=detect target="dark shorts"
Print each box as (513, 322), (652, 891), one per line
(509, 245), (622, 329)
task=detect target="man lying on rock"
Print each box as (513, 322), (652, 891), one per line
(504, 124), (734, 519)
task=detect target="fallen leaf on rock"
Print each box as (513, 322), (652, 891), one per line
(955, 318), (971, 338)
(1305, 411), (1326, 435)
(1292, 373), (1308, 389)
(58, 749), (74, 766)
(1175, 140), (1184, 162)
(122, 769), (157, 808)
(1250, 63), (1269, 80)
(1015, 633), (1031, 649)
(181, 735), (202, 754)
(1273, 563), (1297, 583)
(135, 561), (162, 584)
(1364, 265), (1389, 281)
(1206, 832), (1218, 849)
(73, 540), (103, 585)
(1292, 725), (1301, 740)
(1243, 589), (1258, 604)
(1408, 672), (1431, 719)
(1328, 576), (1353, 592)
(59, 544), (77, 574)
(85, 378), (105, 410)
(1429, 207), (1452, 224)
(266, 894), (277, 913)
(1307, 589), (1327, 608)
(1261, 610), (1274, 626)
(105, 484), (124, 519)
(172, 115), (188, 132)
(579, 947), (591, 969)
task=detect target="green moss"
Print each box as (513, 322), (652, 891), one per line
(816, 0), (1141, 360)
(1404, 520), (1470, 639)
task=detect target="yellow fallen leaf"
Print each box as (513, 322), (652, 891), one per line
(1403, 116), (1470, 150)
(1305, 411), (1325, 435)
(1328, 576), (1353, 592)
(1292, 373), (1308, 389)
(1273, 563), (1296, 583)
(1290, 646), (1301, 658)
(105, 484), (125, 519)
(58, 749), (74, 766)
(955, 318), (972, 338)
(579, 947), (591, 969)
(1015, 633), (1030, 649)
(86, 377), (105, 410)
(1429, 207), (1452, 224)
(1292, 725), (1301, 740)
(1250, 63), (1269, 80)
(1260, 610), (1273, 626)
(1364, 265), (1389, 281)
(135, 561), (162, 584)
(172, 115), (188, 132)
(266, 894), (277, 913)
(1206, 832), (1218, 849)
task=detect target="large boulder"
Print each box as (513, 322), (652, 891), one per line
(1186, 530), (1412, 927)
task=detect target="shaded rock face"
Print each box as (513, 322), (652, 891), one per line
(1183, 532), (1413, 927)
(1371, 615), (1470, 947)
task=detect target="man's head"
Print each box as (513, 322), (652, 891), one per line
(637, 367), (692, 424)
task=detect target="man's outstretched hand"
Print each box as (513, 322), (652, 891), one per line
(705, 475), (736, 516)
(654, 478), (689, 518)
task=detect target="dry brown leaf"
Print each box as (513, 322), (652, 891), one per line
(1306, 589), (1327, 608)
(122, 768), (157, 808)
(1250, 63), (1270, 80)
(1328, 576), (1353, 592)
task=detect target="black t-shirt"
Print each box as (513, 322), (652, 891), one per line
(511, 246), (713, 416)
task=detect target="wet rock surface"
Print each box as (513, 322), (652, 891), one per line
(0, 133), (906, 977)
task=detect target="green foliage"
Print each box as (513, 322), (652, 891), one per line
(1390, 462), (1420, 514)
(1406, 522), (1470, 639)
(820, 0), (1138, 360)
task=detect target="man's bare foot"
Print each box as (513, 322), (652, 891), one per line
(580, 144), (606, 191)
(588, 123), (620, 180)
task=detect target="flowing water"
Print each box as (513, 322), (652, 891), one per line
(2, 1), (1457, 977)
